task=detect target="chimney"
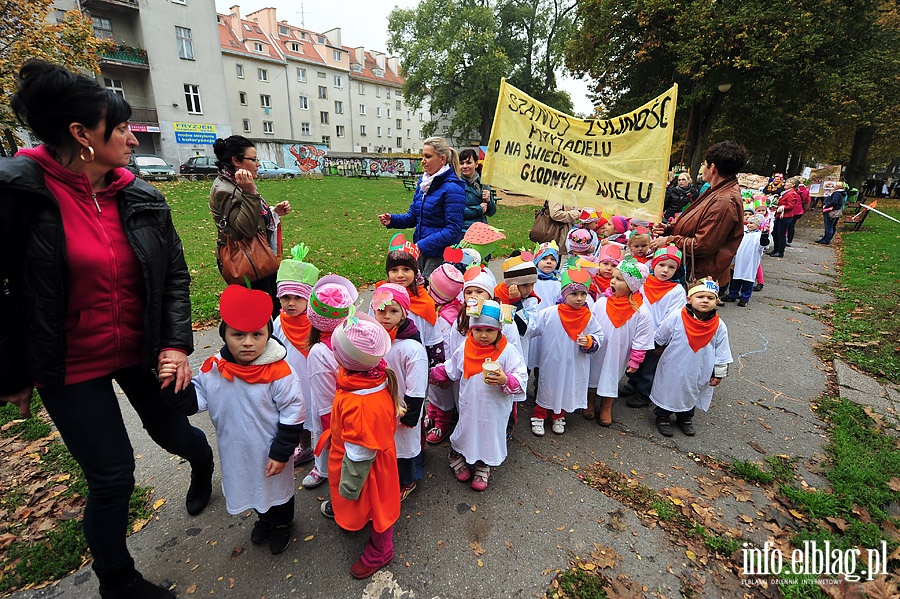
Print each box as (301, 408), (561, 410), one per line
(387, 56), (399, 75)
(229, 5), (241, 26)
(324, 28), (342, 48)
(371, 50), (385, 71)
(354, 46), (365, 65)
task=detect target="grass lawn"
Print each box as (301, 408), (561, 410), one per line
(157, 176), (537, 324)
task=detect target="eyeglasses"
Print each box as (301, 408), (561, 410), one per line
(241, 156), (260, 163)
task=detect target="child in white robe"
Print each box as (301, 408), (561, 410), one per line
(526, 265), (603, 436)
(160, 285), (303, 555)
(529, 241), (561, 392)
(725, 214), (769, 306)
(430, 299), (527, 491)
(650, 278), (733, 437)
(371, 283), (428, 501)
(589, 258), (654, 426)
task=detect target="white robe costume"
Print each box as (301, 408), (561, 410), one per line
(640, 282), (687, 329)
(273, 316), (311, 431)
(590, 298), (655, 397)
(732, 229), (766, 282)
(444, 339), (527, 466)
(527, 305), (603, 413)
(529, 277), (562, 368)
(384, 338), (428, 459)
(650, 310), (733, 413)
(306, 340), (338, 475)
(426, 311), (461, 412)
(192, 340), (303, 514)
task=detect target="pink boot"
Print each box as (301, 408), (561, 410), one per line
(426, 405), (452, 444)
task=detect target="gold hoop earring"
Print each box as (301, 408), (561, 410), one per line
(79, 146), (95, 163)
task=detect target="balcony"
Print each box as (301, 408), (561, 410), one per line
(98, 41), (149, 69)
(129, 107), (158, 125)
(82, 0), (139, 12)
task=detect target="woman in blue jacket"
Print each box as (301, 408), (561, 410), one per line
(459, 147), (496, 234)
(379, 137), (466, 277)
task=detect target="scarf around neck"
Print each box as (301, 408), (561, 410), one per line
(605, 293), (643, 328)
(557, 304), (592, 341)
(279, 311), (312, 357)
(419, 164), (450, 196)
(463, 333), (509, 379)
(201, 341), (292, 384)
(642, 276), (678, 305)
(681, 306), (720, 352)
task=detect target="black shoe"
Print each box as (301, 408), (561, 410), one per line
(768, 253), (784, 258)
(100, 572), (175, 599)
(186, 459), (214, 516)
(269, 523), (292, 555)
(320, 500), (334, 519)
(625, 395), (650, 408)
(785, 243), (792, 247)
(753, 283), (764, 292)
(723, 296), (736, 302)
(250, 519), (270, 545)
(655, 419), (674, 437)
(738, 300), (748, 307)
(815, 240), (829, 245)
(677, 420), (696, 436)
(620, 383), (635, 396)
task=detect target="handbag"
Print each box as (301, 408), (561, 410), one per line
(529, 201), (568, 244)
(217, 230), (280, 284)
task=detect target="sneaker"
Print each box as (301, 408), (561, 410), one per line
(269, 523), (292, 555)
(723, 296), (736, 302)
(426, 427), (447, 445)
(471, 464), (490, 491)
(320, 500), (334, 519)
(250, 519), (270, 545)
(737, 300), (748, 307)
(449, 451), (471, 482)
(753, 283), (764, 292)
(656, 419), (674, 437)
(293, 446), (314, 467)
(422, 414), (434, 430)
(786, 243), (792, 247)
(302, 467), (326, 489)
(551, 418), (566, 435)
(186, 459), (214, 516)
(530, 417), (545, 437)
(625, 395), (651, 409)
(677, 420), (696, 436)
(399, 481), (417, 502)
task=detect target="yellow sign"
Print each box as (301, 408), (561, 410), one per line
(482, 80), (678, 221)
(173, 122), (217, 133)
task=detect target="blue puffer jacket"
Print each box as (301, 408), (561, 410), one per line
(389, 168), (466, 258)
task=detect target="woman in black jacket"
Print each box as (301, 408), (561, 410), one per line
(0, 61), (212, 599)
(817, 182), (847, 245)
(663, 172), (698, 221)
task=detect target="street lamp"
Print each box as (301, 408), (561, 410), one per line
(717, 78), (733, 93)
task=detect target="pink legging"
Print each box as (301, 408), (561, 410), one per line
(360, 525), (394, 568)
(756, 264), (764, 285)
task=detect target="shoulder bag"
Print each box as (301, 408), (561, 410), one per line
(214, 188), (279, 284)
(529, 201), (568, 244)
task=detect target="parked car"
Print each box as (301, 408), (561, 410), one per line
(127, 154), (176, 181)
(180, 155), (219, 176)
(257, 160), (300, 179)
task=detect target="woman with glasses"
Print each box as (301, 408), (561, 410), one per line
(663, 171), (698, 221)
(210, 135), (291, 316)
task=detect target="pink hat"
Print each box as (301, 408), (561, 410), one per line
(428, 263), (464, 304)
(598, 244), (623, 265)
(307, 275), (358, 332)
(332, 313), (391, 371)
(611, 215), (629, 234)
(371, 283), (410, 317)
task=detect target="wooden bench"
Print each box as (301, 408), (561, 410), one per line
(402, 178), (417, 191)
(842, 200), (877, 231)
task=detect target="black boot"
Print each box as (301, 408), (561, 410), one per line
(186, 458), (214, 516)
(99, 571), (174, 599)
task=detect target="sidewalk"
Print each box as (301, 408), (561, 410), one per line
(13, 224), (892, 599)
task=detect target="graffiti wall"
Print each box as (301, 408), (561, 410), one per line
(283, 144), (328, 173)
(281, 144), (422, 177)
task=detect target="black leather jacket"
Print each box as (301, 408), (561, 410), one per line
(0, 156), (192, 394)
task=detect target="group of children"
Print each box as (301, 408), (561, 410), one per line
(156, 207), (743, 579)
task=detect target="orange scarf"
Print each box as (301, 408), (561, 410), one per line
(557, 304), (592, 341)
(494, 282), (539, 306)
(605, 293), (643, 328)
(377, 280), (437, 325)
(642, 276), (678, 305)
(279, 312), (312, 357)
(592, 274), (611, 293)
(201, 355), (293, 384)
(634, 254), (651, 265)
(681, 307), (719, 352)
(336, 365), (387, 391)
(462, 333), (509, 379)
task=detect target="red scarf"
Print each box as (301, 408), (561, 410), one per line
(335, 365), (387, 391)
(462, 333), (509, 379)
(591, 274), (611, 293)
(557, 304), (592, 341)
(642, 276), (678, 305)
(201, 355), (293, 384)
(279, 312), (312, 357)
(605, 293), (643, 328)
(681, 307), (719, 352)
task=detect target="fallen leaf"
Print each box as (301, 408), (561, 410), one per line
(477, 559), (484, 567)
(504, 540), (513, 550)
(304, 535), (314, 542)
(607, 509), (627, 532)
(470, 504), (477, 512)
(788, 509), (806, 520)
(578, 562), (596, 571)
(590, 544), (620, 569)
(230, 546), (244, 558)
(228, 578), (235, 589)
(132, 517), (150, 533)
(470, 540), (485, 556)
(826, 516), (848, 531)
(186, 584), (197, 595)
(152, 498), (166, 510)
(886, 477), (900, 492)
(685, 549), (697, 561)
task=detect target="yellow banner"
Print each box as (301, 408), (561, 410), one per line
(482, 80), (677, 221)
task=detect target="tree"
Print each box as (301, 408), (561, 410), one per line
(0, 1), (100, 155)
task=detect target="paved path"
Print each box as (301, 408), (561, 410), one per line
(14, 222), (893, 598)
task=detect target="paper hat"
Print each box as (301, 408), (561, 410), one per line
(630, 218), (651, 229)
(276, 243), (319, 299)
(388, 232), (420, 260)
(428, 263), (465, 304)
(611, 215), (629, 234)
(469, 299), (505, 330)
(220, 285), (273, 332)
(567, 227), (596, 253)
(502, 254), (538, 286)
(371, 283), (410, 317)
(560, 258), (591, 297)
(332, 312), (391, 371)
(307, 274), (358, 332)
(629, 226), (652, 238)
(578, 208), (600, 226)
(617, 257), (647, 293)
(463, 265), (496, 296)
(533, 241), (559, 266)
(598, 244), (624, 265)
(688, 277), (720, 297)
(651, 245), (683, 271)
(461, 222), (506, 259)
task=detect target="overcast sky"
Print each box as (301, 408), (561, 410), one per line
(214, 0), (595, 115)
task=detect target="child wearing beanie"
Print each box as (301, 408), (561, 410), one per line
(625, 246), (687, 409)
(650, 278), (733, 437)
(589, 244), (623, 301)
(272, 244), (319, 467)
(495, 252), (541, 363)
(588, 258), (654, 426)
(302, 275), (358, 490)
(724, 214), (769, 307)
(430, 299), (527, 490)
(566, 227), (599, 261)
(160, 285), (303, 555)
(529, 241), (562, 376)
(370, 284), (428, 501)
(526, 262), (603, 436)
(626, 226), (653, 265)
(599, 215), (629, 246)
(318, 313), (404, 579)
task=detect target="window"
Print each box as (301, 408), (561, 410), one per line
(386, 89), (391, 99)
(253, 42), (264, 53)
(296, 67), (306, 82)
(317, 35), (325, 44)
(358, 82), (365, 94)
(376, 107), (382, 118)
(334, 100), (343, 114)
(351, 63), (363, 72)
(258, 68), (268, 81)
(243, 24), (251, 31)
(387, 128), (392, 136)
(419, 130), (425, 139)
(396, 100), (401, 110)
(317, 71), (326, 78)
(419, 112), (424, 121)
(242, 119), (251, 133)
(333, 49), (342, 61)
(104, 78), (125, 98)
(289, 42), (302, 53)
(336, 125), (345, 138)
(176, 26), (194, 60)
(387, 108), (392, 118)
(171, 0), (186, 4)
(298, 95), (309, 109)
(333, 75), (342, 89)
(373, 68), (384, 77)
(320, 111), (329, 124)
(360, 124), (367, 136)
(236, 64), (244, 78)
(377, 126), (382, 137)
(93, 17), (113, 39)
(396, 91), (403, 99)
(183, 84), (202, 113)
(376, 87), (381, 98)
(260, 94), (271, 108)
(239, 91), (247, 105)
(407, 110), (411, 119)
(396, 137), (402, 148)
(322, 135), (331, 147)
(301, 122), (311, 136)
(407, 129), (411, 139)
(263, 121), (274, 134)
(359, 104), (366, 115)
(318, 86), (327, 99)
(396, 119), (402, 129)
(279, 25), (290, 36)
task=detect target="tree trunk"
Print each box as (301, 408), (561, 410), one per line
(2, 128), (19, 157)
(844, 124), (875, 190)
(689, 94), (721, 180)
(788, 150), (802, 177)
(772, 147), (790, 175)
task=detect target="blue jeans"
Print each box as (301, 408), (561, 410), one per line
(727, 279), (754, 302)
(822, 212), (838, 243)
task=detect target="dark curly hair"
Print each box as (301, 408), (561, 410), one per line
(213, 135), (255, 170)
(704, 141), (748, 178)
